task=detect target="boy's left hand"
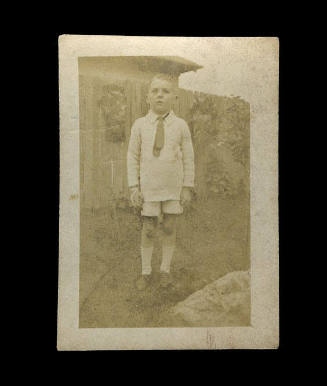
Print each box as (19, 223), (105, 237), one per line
(181, 187), (192, 207)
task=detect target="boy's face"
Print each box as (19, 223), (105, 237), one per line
(147, 78), (176, 115)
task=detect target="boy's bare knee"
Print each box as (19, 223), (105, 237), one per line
(143, 217), (157, 239)
(162, 225), (174, 235)
(162, 214), (177, 235)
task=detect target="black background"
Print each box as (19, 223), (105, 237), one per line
(20, 12), (300, 363)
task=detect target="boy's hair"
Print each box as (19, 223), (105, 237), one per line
(149, 73), (178, 90)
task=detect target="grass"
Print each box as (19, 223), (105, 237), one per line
(79, 194), (250, 327)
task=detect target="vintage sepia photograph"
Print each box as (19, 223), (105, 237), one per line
(79, 56), (250, 328)
(58, 36), (278, 349)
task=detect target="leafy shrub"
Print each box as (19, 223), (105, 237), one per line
(188, 93), (249, 198)
(98, 84), (127, 143)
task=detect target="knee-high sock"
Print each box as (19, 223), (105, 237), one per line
(160, 245), (175, 273)
(141, 246), (153, 275)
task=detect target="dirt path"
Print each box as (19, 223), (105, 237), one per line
(79, 196), (250, 328)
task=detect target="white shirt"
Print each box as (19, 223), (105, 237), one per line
(127, 110), (194, 202)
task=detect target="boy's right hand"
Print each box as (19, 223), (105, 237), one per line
(130, 187), (143, 208)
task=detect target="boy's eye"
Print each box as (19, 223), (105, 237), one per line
(163, 89), (170, 94)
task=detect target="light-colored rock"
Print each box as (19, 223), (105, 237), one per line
(172, 270), (250, 326)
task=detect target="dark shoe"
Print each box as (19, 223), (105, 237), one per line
(160, 272), (173, 288)
(136, 274), (152, 291)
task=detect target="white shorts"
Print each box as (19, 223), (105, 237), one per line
(141, 200), (183, 217)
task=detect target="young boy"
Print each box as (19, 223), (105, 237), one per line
(127, 74), (194, 290)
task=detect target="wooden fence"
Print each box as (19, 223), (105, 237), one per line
(79, 75), (250, 210)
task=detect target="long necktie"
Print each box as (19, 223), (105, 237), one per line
(153, 113), (168, 157)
